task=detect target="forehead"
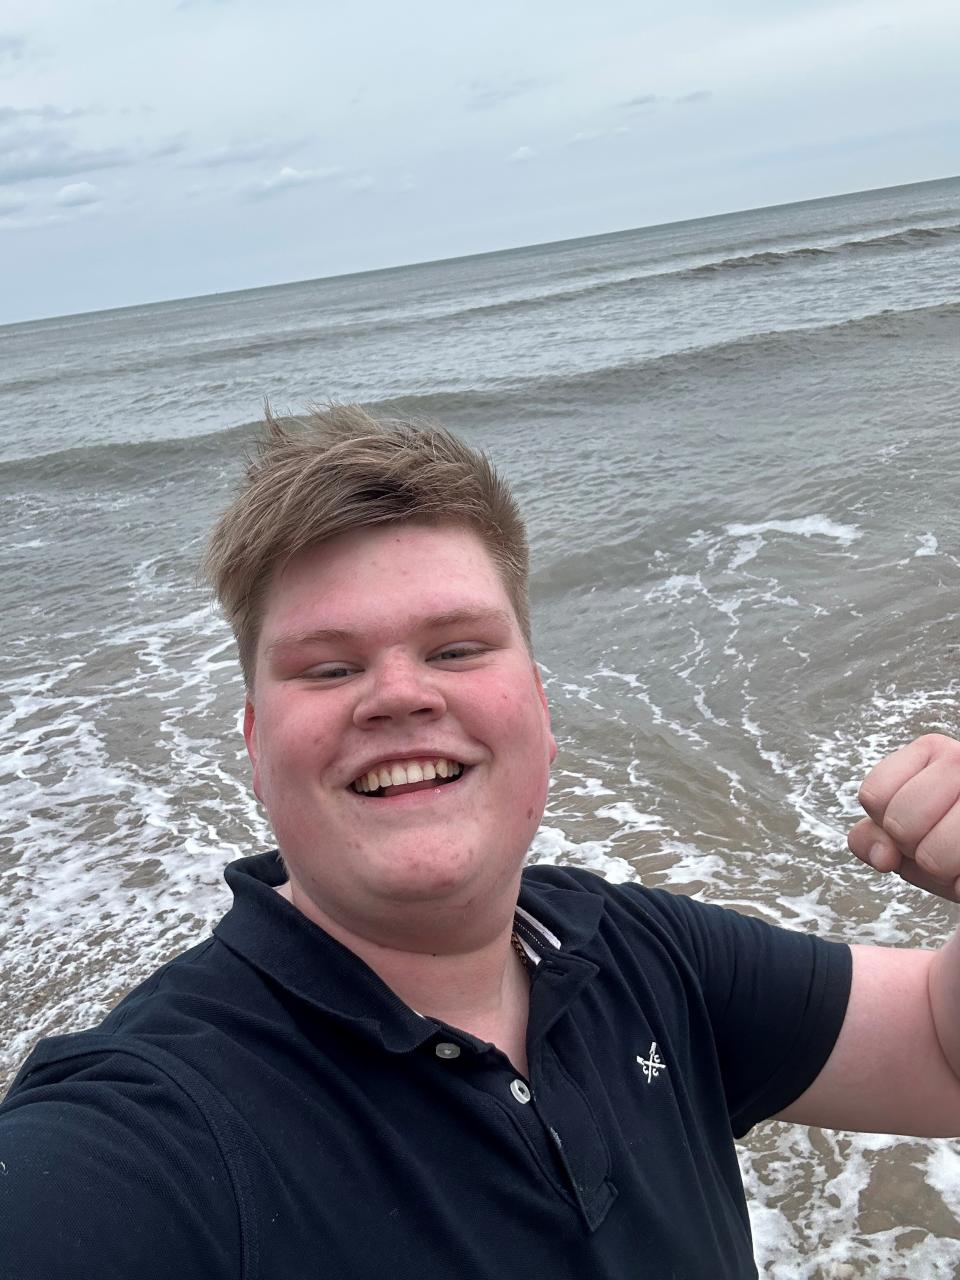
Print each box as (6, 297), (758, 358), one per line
(259, 523), (514, 638)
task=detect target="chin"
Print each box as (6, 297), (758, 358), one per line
(369, 841), (507, 905)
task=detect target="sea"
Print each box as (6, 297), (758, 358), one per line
(3, 174), (960, 1277)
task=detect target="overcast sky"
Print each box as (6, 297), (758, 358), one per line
(1, 0), (958, 323)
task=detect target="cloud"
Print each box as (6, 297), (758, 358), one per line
(342, 172), (375, 193)
(508, 146), (535, 163)
(0, 190), (27, 217)
(676, 89), (712, 104)
(622, 94), (658, 109)
(241, 164), (342, 200)
(568, 125), (631, 145)
(55, 181), (99, 207)
(149, 136), (187, 159)
(0, 33), (27, 63)
(0, 105), (88, 125)
(465, 76), (545, 111)
(190, 138), (284, 169)
(0, 138), (132, 184)
(0, 112), (185, 185)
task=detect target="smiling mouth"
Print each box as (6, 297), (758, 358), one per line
(351, 758), (467, 798)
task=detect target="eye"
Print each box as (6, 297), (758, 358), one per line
(301, 663), (359, 681)
(430, 644), (486, 663)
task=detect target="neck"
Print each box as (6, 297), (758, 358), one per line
(277, 878), (531, 1075)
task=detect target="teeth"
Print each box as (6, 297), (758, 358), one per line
(353, 758), (463, 792)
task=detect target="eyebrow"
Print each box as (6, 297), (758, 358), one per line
(264, 608), (514, 656)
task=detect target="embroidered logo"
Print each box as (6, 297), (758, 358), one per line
(636, 1040), (666, 1084)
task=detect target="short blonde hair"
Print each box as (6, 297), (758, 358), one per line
(203, 404), (530, 686)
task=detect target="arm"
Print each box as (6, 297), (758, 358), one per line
(0, 1049), (241, 1280)
(776, 734), (960, 1136)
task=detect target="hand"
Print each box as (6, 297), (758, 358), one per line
(848, 734), (960, 903)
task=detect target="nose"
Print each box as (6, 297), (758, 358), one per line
(352, 653), (447, 727)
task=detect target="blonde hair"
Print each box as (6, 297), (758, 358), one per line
(203, 404), (530, 686)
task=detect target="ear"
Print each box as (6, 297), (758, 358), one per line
(243, 697), (264, 802)
(533, 663), (558, 765)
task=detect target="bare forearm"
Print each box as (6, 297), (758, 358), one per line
(929, 921), (960, 1081)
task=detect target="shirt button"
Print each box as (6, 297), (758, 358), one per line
(435, 1042), (461, 1059)
(510, 1078), (532, 1104)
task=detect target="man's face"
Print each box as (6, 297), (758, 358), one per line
(244, 523), (557, 944)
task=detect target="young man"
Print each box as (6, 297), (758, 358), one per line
(2, 405), (959, 1279)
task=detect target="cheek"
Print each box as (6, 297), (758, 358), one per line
(255, 715), (317, 792)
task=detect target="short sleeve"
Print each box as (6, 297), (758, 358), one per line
(616, 885), (853, 1136)
(0, 1044), (242, 1280)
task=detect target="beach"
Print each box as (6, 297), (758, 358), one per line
(2, 174), (960, 1275)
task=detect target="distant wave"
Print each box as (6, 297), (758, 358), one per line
(681, 223), (960, 278)
(358, 222), (960, 328)
(3, 298), (958, 486)
(7, 222), (957, 401)
(554, 206), (960, 286)
(0, 324), (351, 394)
(0, 421), (259, 491)
(370, 298), (960, 418)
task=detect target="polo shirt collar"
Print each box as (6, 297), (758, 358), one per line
(215, 853), (605, 1054)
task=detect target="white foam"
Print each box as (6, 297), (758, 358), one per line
(727, 534), (764, 570)
(565, 776), (616, 798)
(652, 842), (728, 888)
(642, 572), (704, 602)
(594, 801), (664, 832)
(725, 515), (862, 545)
(924, 1144), (960, 1218)
(914, 532), (939, 556)
(741, 1129), (960, 1278)
(528, 824), (639, 883)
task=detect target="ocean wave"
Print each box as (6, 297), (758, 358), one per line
(4, 222), (958, 401)
(3, 297), (959, 488)
(680, 222), (960, 278)
(0, 324), (354, 394)
(371, 222), (960, 327)
(0, 420), (261, 492)
(725, 516), (862, 545)
(375, 296), (960, 419)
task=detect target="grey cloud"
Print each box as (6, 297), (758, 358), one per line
(677, 89), (712, 104)
(465, 76), (545, 112)
(148, 135), (188, 159)
(0, 190), (27, 216)
(622, 94), (658, 109)
(240, 164), (342, 201)
(55, 181), (99, 207)
(0, 105), (88, 125)
(0, 33), (27, 63)
(0, 139), (132, 184)
(567, 125), (631, 146)
(190, 138), (294, 169)
(342, 172), (375, 193)
(0, 115), (186, 185)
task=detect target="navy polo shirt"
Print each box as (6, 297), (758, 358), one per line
(1, 855), (851, 1280)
